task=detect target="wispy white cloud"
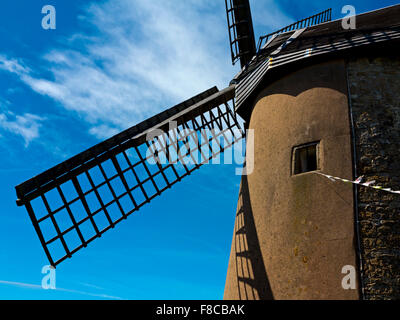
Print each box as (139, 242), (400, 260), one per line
(0, 110), (44, 147)
(0, 0), (235, 139)
(0, 58), (45, 146)
(251, 0), (294, 36)
(89, 124), (119, 140)
(0, 54), (30, 74)
(0, 279), (122, 300)
(78, 282), (105, 291)
(0, 280), (41, 290)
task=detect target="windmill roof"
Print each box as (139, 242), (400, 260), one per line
(234, 3), (400, 119)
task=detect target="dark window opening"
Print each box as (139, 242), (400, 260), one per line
(292, 142), (319, 175)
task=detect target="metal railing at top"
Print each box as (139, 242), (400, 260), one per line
(257, 8), (332, 52)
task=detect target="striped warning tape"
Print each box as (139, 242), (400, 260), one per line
(315, 172), (400, 195)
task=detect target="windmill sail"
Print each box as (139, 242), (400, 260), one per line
(225, 0), (257, 68)
(15, 85), (244, 267)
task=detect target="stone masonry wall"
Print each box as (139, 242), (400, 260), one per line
(347, 55), (400, 299)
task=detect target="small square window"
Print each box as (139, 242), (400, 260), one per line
(292, 142), (320, 175)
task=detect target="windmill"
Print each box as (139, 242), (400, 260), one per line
(15, 1), (400, 300)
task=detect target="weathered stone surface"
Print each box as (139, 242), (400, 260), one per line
(225, 60), (359, 300)
(348, 55), (400, 300)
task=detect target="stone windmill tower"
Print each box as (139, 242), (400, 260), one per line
(15, 1), (400, 300)
(223, 2), (400, 300)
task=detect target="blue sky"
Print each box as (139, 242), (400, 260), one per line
(0, 0), (398, 300)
